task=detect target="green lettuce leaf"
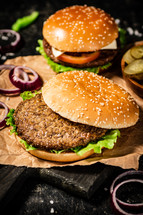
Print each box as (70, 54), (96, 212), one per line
(20, 139), (36, 151)
(20, 90), (41, 101)
(36, 39), (111, 73)
(76, 129), (120, 156)
(6, 107), (37, 151)
(5, 109), (18, 135)
(50, 149), (66, 154)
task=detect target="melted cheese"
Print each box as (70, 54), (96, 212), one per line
(101, 40), (117, 50)
(52, 40), (117, 58)
(52, 47), (64, 57)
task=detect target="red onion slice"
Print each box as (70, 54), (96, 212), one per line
(0, 65), (29, 95)
(0, 64), (15, 71)
(110, 170), (143, 215)
(0, 29), (21, 54)
(9, 66), (43, 91)
(0, 101), (9, 128)
(0, 88), (21, 95)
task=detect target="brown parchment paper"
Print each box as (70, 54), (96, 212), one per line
(0, 55), (143, 169)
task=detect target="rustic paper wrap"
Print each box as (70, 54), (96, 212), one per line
(0, 55), (143, 169)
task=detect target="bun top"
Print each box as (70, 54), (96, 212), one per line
(42, 70), (139, 129)
(43, 5), (118, 52)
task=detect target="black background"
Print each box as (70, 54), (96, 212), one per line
(0, 0), (143, 214)
(1, 0), (143, 60)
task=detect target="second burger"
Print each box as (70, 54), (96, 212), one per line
(37, 5), (119, 73)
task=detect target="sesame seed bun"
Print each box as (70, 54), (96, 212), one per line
(43, 5), (118, 52)
(42, 70), (139, 129)
(16, 135), (94, 162)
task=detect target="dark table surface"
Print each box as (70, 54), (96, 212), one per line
(0, 0), (143, 214)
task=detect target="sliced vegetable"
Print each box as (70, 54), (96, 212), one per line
(0, 29), (21, 54)
(0, 65), (22, 94)
(0, 65), (29, 95)
(130, 45), (143, 59)
(57, 51), (100, 64)
(124, 59), (143, 80)
(0, 65), (43, 95)
(0, 101), (9, 128)
(123, 49), (135, 64)
(110, 170), (143, 215)
(0, 88), (21, 95)
(9, 66), (43, 91)
(0, 64), (15, 71)
(12, 11), (39, 32)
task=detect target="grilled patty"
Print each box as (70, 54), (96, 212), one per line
(14, 93), (107, 151)
(43, 39), (118, 68)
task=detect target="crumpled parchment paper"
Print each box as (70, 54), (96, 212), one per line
(0, 55), (143, 169)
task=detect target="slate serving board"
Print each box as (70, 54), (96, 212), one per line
(0, 162), (119, 209)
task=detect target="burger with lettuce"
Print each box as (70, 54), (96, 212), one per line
(6, 70), (139, 162)
(36, 5), (124, 74)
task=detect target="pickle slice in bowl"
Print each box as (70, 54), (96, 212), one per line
(124, 59), (143, 81)
(123, 49), (135, 64)
(130, 45), (143, 59)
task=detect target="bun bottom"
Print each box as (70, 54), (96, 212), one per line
(16, 136), (94, 162)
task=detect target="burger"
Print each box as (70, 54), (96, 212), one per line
(7, 71), (139, 162)
(37, 5), (119, 74)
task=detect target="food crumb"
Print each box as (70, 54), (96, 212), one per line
(104, 187), (108, 191)
(50, 208), (54, 213)
(126, 27), (134, 35)
(115, 18), (120, 24)
(6, 97), (10, 101)
(1, 55), (6, 60)
(50, 200), (54, 204)
(134, 29), (142, 37)
(127, 27), (143, 37)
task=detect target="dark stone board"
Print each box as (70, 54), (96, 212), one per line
(0, 163), (117, 204)
(0, 163), (124, 214)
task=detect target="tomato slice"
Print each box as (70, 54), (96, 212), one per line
(57, 51), (100, 64)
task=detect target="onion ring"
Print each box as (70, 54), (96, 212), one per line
(110, 170), (143, 215)
(0, 29), (21, 54)
(0, 101), (9, 128)
(9, 66), (43, 91)
(0, 65), (29, 95)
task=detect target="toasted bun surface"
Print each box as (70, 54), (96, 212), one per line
(43, 5), (118, 52)
(42, 70), (139, 129)
(16, 136), (94, 162)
